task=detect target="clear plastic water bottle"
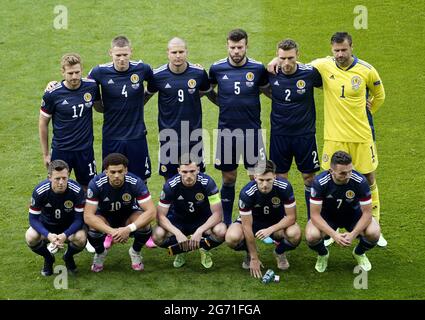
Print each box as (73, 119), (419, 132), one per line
(261, 269), (275, 284)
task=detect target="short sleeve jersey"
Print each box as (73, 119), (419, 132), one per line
(310, 170), (372, 217)
(147, 63), (211, 137)
(268, 64), (322, 136)
(238, 178), (296, 223)
(88, 60), (153, 140)
(40, 79), (100, 150)
(209, 57), (269, 130)
(86, 172), (151, 216)
(158, 173), (219, 222)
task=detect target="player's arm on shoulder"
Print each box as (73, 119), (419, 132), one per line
(368, 68), (385, 114)
(38, 112), (51, 169)
(204, 84), (219, 106)
(45, 81), (59, 92)
(260, 84), (272, 99)
(267, 57), (280, 74)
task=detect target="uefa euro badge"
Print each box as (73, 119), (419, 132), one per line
(87, 188), (93, 198)
(122, 193), (132, 203)
(296, 79), (306, 94)
(195, 193), (205, 201)
(351, 76), (362, 91)
(131, 74), (140, 89)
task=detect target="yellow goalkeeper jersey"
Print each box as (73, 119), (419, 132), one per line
(311, 56), (385, 143)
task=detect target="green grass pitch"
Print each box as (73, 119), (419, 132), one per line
(0, 0), (424, 300)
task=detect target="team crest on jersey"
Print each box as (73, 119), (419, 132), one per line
(195, 193), (205, 201)
(64, 200), (73, 209)
(351, 76), (362, 90)
(345, 190), (355, 199)
(131, 74), (139, 83)
(87, 189), (93, 198)
(131, 74), (140, 89)
(122, 193), (132, 202)
(271, 197), (281, 206)
(187, 79), (197, 89)
(160, 165), (167, 173)
(246, 72), (255, 81)
(296, 80), (306, 94)
(84, 93), (92, 102)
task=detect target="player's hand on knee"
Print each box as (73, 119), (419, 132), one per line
(255, 228), (271, 240)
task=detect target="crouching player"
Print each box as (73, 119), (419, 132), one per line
(306, 151), (380, 272)
(26, 160), (87, 276)
(226, 160), (301, 278)
(152, 155), (227, 269)
(84, 153), (156, 272)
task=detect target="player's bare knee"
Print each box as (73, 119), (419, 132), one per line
(212, 222), (227, 240)
(285, 224), (302, 245)
(71, 230), (87, 247)
(225, 227), (243, 247)
(152, 226), (166, 245)
(305, 222), (321, 244)
(25, 227), (41, 246)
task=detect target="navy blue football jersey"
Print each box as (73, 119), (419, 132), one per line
(86, 172), (151, 216)
(238, 178), (296, 223)
(88, 60), (153, 140)
(159, 173), (219, 221)
(268, 64), (322, 136)
(147, 63), (211, 139)
(310, 170), (372, 217)
(29, 179), (85, 229)
(41, 79), (100, 150)
(209, 57), (269, 130)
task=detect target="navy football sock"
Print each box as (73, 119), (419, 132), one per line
(221, 183), (235, 226)
(87, 230), (106, 254)
(275, 238), (297, 254)
(132, 228), (152, 252)
(29, 241), (54, 261)
(308, 239), (328, 256)
(201, 235), (223, 251)
(64, 242), (84, 259)
(355, 236), (377, 255)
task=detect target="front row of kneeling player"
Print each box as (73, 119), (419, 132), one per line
(26, 151), (380, 278)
